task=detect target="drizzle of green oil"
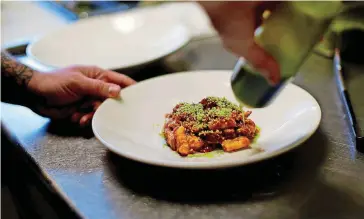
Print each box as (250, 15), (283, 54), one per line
(187, 150), (224, 158)
(159, 132), (165, 138)
(153, 123), (161, 128)
(252, 126), (261, 144)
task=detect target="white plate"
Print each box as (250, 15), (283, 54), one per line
(27, 7), (190, 70)
(92, 70), (321, 169)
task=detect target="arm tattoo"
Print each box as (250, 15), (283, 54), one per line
(1, 51), (35, 87)
(1, 51), (40, 111)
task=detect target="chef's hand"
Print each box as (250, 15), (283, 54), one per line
(28, 65), (136, 126)
(199, 1), (280, 84)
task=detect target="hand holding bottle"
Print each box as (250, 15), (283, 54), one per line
(199, 1), (281, 84)
(200, 1), (343, 107)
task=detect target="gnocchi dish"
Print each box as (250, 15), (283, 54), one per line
(163, 97), (259, 156)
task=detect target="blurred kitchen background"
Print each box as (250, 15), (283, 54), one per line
(2, 1), (363, 59)
(1, 1), (141, 46)
(1, 1), (218, 72)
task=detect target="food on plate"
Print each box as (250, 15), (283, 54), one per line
(162, 97), (259, 156)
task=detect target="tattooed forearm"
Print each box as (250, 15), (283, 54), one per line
(1, 51), (35, 87)
(1, 51), (40, 110)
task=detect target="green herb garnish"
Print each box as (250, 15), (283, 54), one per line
(173, 97), (245, 132)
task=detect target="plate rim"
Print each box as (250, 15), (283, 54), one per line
(26, 8), (191, 70)
(92, 70), (322, 169)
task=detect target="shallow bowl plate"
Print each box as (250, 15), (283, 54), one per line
(92, 70), (321, 169)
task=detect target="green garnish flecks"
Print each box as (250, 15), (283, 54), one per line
(206, 97), (241, 111)
(172, 97), (245, 132)
(175, 97), (242, 119)
(175, 103), (204, 120)
(207, 107), (233, 118)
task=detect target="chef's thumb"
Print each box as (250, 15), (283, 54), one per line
(80, 77), (121, 98)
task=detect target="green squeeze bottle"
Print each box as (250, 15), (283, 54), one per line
(231, 1), (343, 108)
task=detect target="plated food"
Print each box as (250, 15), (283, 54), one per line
(163, 97), (259, 156)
